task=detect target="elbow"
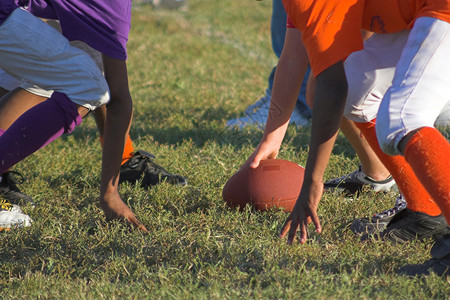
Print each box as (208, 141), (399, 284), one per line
(107, 88), (133, 114)
(315, 62), (348, 110)
(316, 78), (348, 110)
(331, 79), (348, 108)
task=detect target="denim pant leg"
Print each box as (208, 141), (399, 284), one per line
(268, 0), (311, 119)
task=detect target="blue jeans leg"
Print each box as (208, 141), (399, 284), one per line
(268, 0), (311, 119)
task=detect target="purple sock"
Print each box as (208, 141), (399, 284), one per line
(0, 92), (82, 173)
(0, 128), (4, 177)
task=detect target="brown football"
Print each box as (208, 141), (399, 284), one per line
(223, 159), (304, 212)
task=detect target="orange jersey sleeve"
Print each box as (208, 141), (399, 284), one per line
(416, 0), (450, 24)
(362, 0), (450, 32)
(283, 0), (364, 76)
(282, 0), (450, 76)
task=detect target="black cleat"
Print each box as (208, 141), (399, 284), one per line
(361, 209), (450, 243)
(0, 171), (34, 207)
(398, 233), (450, 277)
(119, 150), (187, 188)
(350, 194), (407, 234)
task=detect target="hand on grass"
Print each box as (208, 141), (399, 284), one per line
(100, 192), (149, 233)
(279, 180), (323, 244)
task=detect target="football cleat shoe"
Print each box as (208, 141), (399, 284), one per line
(0, 199), (32, 230)
(119, 150), (187, 188)
(361, 209), (450, 243)
(324, 166), (396, 194)
(398, 233), (450, 277)
(349, 194), (407, 234)
(0, 171), (34, 207)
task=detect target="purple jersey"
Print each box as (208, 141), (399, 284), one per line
(28, 0), (131, 60)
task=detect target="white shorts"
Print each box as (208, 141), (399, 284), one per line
(344, 31), (409, 123)
(0, 8), (109, 110)
(344, 22), (450, 155)
(0, 20), (104, 99)
(376, 17), (450, 155)
(0, 68), (21, 91)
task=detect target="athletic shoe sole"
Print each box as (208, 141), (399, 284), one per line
(361, 209), (450, 243)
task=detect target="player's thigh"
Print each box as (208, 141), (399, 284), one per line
(344, 31), (408, 123)
(0, 88), (47, 130)
(376, 17), (450, 155)
(0, 9), (109, 111)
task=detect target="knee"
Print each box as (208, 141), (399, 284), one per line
(48, 92), (83, 134)
(375, 114), (401, 156)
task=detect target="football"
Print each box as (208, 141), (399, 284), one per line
(222, 159), (305, 212)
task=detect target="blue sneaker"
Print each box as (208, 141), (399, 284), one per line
(226, 89), (310, 129)
(152, 0), (186, 9)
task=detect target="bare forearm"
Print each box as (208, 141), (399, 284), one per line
(263, 28), (309, 144)
(304, 62), (348, 183)
(95, 55), (147, 232)
(100, 56), (132, 198)
(93, 105), (107, 137)
(100, 95), (132, 197)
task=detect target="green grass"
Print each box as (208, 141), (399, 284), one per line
(1, 1), (449, 298)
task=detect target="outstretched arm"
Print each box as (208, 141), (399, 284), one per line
(245, 27), (309, 168)
(280, 61), (348, 244)
(99, 55), (148, 233)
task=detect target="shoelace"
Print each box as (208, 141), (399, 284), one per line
(0, 199), (13, 211)
(374, 195), (407, 219)
(125, 151), (156, 169)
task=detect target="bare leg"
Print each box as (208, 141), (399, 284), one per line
(93, 105), (107, 137)
(306, 72), (391, 181)
(0, 88), (89, 129)
(0, 88), (46, 130)
(340, 117), (391, 181)
(0, 92), (89, 173)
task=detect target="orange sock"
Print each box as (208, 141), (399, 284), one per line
(99, 135), (135, 165)
(355, 120), (441, 216)
(404, 127), (450, 224)
(121, 135), (135, 165)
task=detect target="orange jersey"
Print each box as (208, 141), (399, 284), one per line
(283, 0), (450, 76)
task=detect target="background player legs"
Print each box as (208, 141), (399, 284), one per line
(226, 0), (311, 129)
(339, 118), (390, 182)
(305, 72), (395, 195)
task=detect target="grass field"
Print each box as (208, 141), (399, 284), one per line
(1, 1), (450, 298)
